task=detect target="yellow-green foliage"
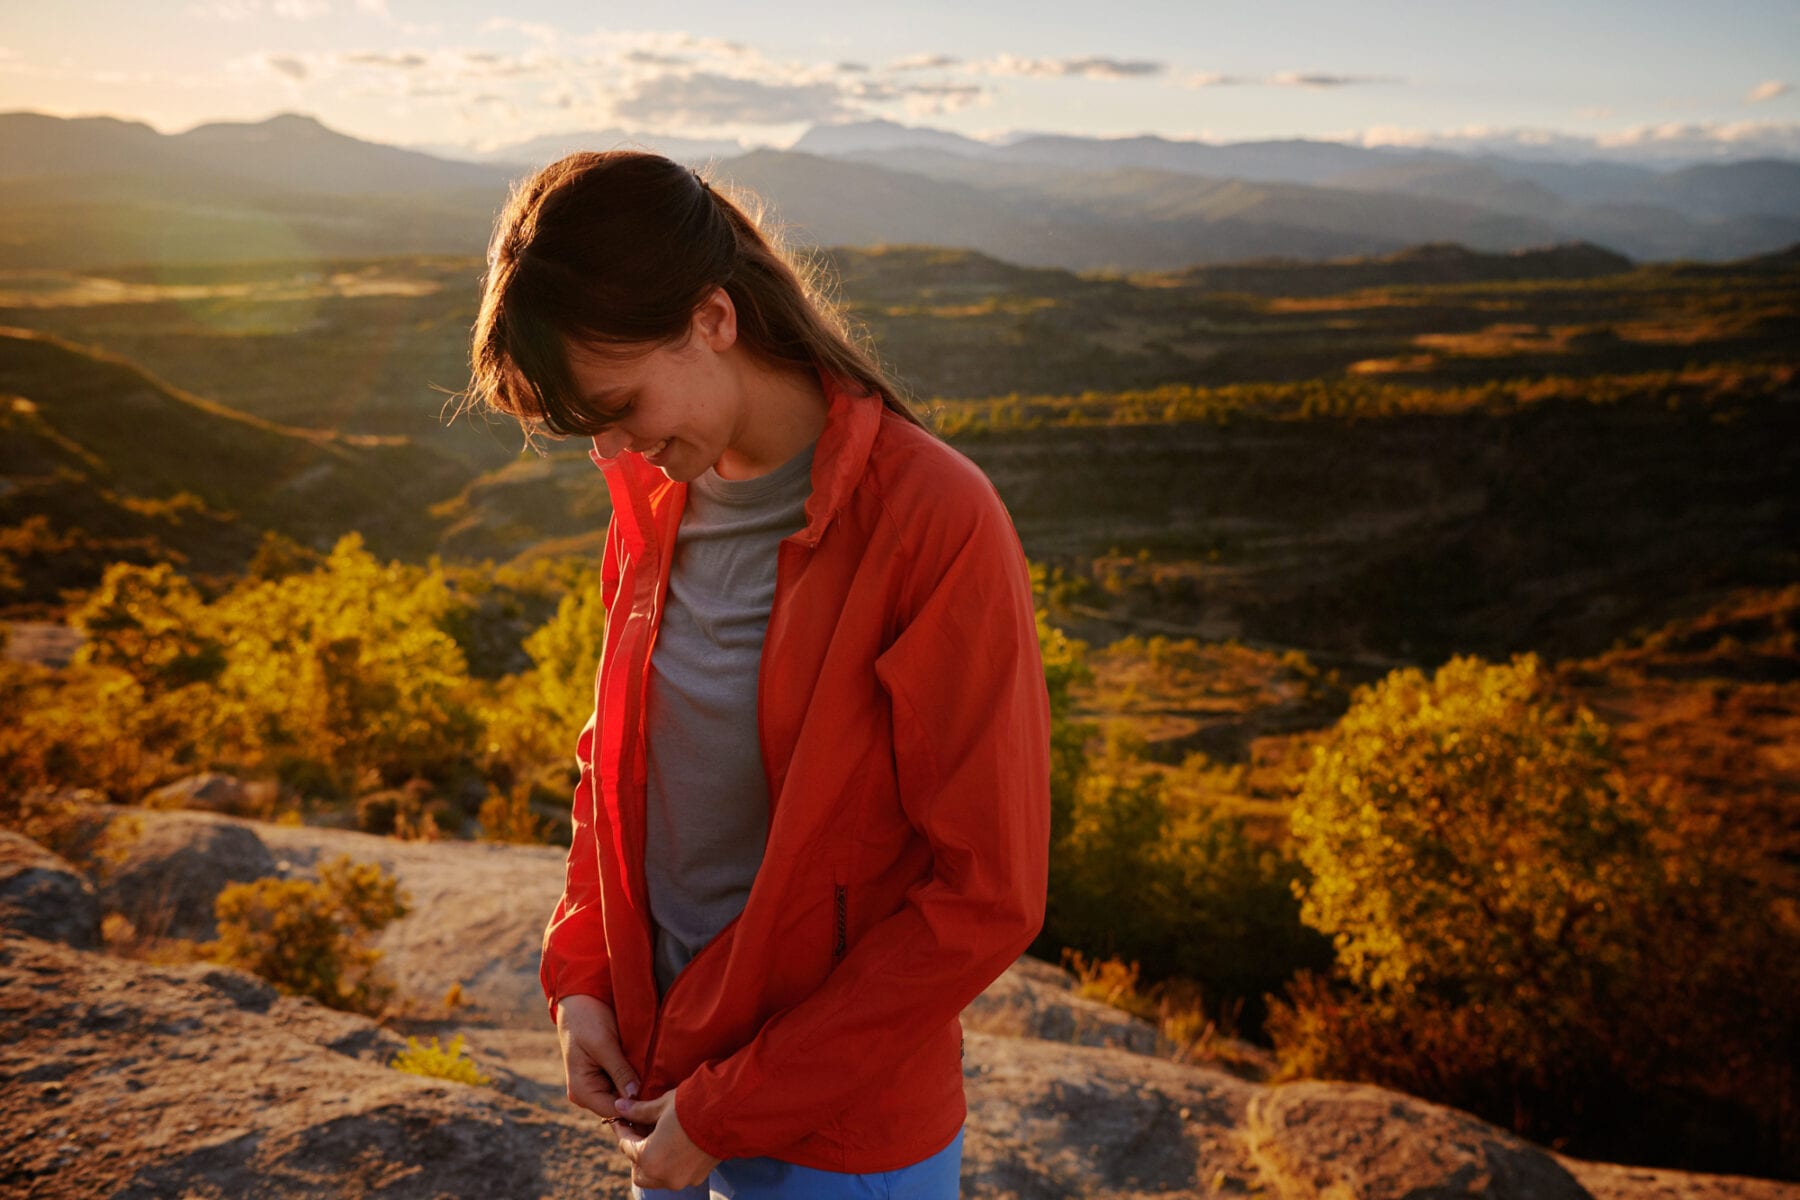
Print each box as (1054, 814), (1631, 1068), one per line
(1031, 598), (1323, 1021)
(0, 655), (204, 803)
(523, 581), (608, 736)
(927, 362), (1794, 436)
(482, 574), (607, 770)
(206, 854), (409, 1015)
(389, 1033), (492, 1087)
(1275, 650), (1800, 1167)
(210, 534), (477, 794)
(9, 537), (602, 838)
(30, 535), (487, 800)
(1289, 651), (1668, 999)
(477, 779), (551, 845)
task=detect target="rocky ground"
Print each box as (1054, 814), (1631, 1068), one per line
(3, 804), (1797, 1199)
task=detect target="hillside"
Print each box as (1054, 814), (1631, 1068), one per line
(0, 328), (464, 609)
(1152, 240), (1635, 295)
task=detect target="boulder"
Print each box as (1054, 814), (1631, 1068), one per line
(97, 810), (279, 940)
(251, 819), (570, 1026)
(0, 935), (628, 1200)
(1244, 1079), (1593, 1199)
(0, 831), (101, 948)
(144, 773), (277, 818)
(963, 952), (1166, 1055)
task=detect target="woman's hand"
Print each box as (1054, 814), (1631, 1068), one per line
(554, 994), (640, 1120)
(613, 1087), (721, 1190)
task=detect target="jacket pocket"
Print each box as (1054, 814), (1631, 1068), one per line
(832, 883), (848, 961)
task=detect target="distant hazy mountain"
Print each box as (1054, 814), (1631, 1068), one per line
(0, 111), (508, 196)
(791, 119), (992, 158)
(3, 110), (1797, 270)
(1322, 161), (1574, 221)
(459, 127), (750, 168)
(801, 119), (1800, 228)
(1656, 160), (1800, 221)
(734, 148), (1567, 268)
(999, 133), (1419, 185)
(0, 111), (508, 268)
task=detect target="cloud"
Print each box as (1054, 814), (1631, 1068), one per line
(1181, 72), (1250, 88)
(186, 0), (261, 18)
(1353, 120), (1800, 164)
(265, 54), (309, 81)
(889, 53), (962, 72)
(626, 50), (690, 68)
(614, 71), (854, 127)
(978, 54), (1164, 80)
(186, 0), (329, 18)
(340, 51), (426, 69)
(898, 83), (987, 116)
(481, 17), (560, 44)
(1747, 80), (1791, 103)
(1267, 71), (1394, 88)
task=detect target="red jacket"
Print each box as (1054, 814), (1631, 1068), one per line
(538, 370), (1052, 1172)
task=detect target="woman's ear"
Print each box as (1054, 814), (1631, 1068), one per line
(692, 286), (737, 352)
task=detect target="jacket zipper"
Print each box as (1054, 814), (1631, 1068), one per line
(640, 906), (742, 1090)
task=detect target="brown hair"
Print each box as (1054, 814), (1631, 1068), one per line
(462, 150), (924, 446)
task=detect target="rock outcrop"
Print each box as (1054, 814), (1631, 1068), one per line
(3, 808), (1794, 1199)
(0, 831), (100, 948)
(98, 809), (278, 940)
(0, 936), (627, 1199)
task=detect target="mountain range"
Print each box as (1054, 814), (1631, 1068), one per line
(2, 111), (1797, 270)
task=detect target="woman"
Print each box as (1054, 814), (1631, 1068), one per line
(465, 151), (1051, 1198)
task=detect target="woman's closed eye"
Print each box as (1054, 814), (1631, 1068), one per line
(583, 397), (635, 431)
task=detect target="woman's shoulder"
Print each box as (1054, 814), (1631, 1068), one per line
(860, 409), (1019, 552)
(867, 410), (1001, 503)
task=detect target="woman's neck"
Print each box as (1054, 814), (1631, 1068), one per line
(715, 355), (829, 481)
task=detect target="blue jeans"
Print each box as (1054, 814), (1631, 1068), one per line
(630, 1126), (963, 1199)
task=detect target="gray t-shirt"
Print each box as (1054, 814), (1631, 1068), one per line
(642, 441), (817, 998)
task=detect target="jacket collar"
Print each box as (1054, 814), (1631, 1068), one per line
(795, 365), (881, 548)
(587, 365), (882, 555)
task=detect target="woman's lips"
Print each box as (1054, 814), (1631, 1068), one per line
(640, 438), (672, 463)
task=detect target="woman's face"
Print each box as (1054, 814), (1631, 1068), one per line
(565, 293), (743, 483)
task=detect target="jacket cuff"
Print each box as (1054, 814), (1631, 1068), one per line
(674, 1073), (740, 1163)
(542, 963), (613, 1027)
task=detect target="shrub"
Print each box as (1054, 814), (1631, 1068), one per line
(206, 853), (409, 1015)
(389, 1033), (492, 1087)
(1275, 651), (1800, 1174)
(478, 779), (552, 845)
(1061, 948), (1237, 1068)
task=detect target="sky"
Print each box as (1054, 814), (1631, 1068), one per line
(2, 0), (1798, 161)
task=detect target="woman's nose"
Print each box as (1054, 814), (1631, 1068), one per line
(591, 428), (630, 460)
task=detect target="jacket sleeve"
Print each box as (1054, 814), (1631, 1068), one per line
(674, 475), (1052, 1157)
(537, 518), (624, 1026)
